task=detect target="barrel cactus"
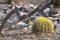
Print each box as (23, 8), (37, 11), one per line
(32, 16), (54, 34)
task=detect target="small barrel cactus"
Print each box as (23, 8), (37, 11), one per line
(32, 16), (54, 34)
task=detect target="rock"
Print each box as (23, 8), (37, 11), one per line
(28, 4), (37, 9)
(33, 6), (37, 9)
(29, 4), (34, 8)
(24, 8), (34, 12)
(20, 12), (28, 16)
(8, 17), (18, 23)
(28, 24), (33, 30)
(22, 27), (28, 33)
(43, 8), (50, 16)
(43, 8), (50, 13)
(16, 21), (27, 25)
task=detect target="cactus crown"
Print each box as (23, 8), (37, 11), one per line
(32, 16), (54, 34)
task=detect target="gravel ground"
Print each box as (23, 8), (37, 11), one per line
(0, 24), (60, 40)
(0, 4), (60, 40)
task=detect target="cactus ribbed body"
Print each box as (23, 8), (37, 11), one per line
(32, 16), (54, 33)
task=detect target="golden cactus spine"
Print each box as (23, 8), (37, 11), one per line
(32, 16), (54, 33)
